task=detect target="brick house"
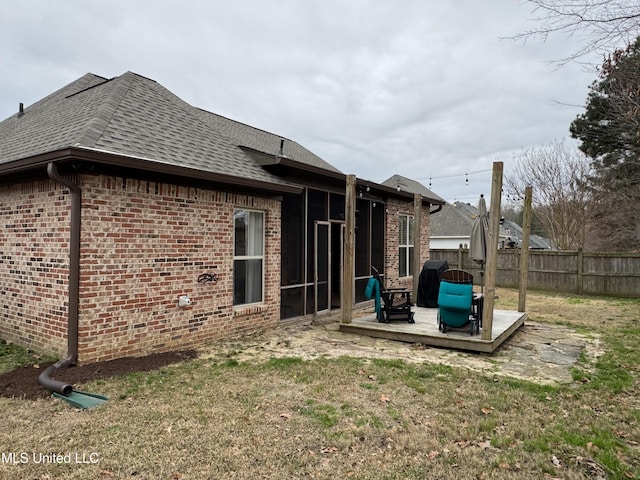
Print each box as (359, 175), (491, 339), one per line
(0, 71), (443, 365)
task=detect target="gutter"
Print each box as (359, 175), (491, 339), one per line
(0, 147), (303, 195)
(430, 204), (443, 215)
(37, 162), (81, 396)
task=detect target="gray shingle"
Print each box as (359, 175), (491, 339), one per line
(192, 108), (342, 174)
(0, 74), (109, 161)
(381, 174), (445, 204)
(0, 71), (325, 189)
(430, 202), (475, 236)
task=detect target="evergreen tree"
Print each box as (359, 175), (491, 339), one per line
(570, 38), (640, 251)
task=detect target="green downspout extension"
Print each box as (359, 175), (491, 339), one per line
(37, 162), (81, 396)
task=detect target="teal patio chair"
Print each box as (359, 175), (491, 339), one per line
(437, 269), (476, 335)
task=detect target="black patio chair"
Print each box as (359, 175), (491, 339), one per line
(370, 266), (415, 323)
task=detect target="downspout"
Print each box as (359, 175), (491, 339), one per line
(37, 162), (81, 396)
(430, 204), (443, 215)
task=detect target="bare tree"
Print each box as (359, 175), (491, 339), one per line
(505, 140), (594, 250)
(513, 0), (640, 64)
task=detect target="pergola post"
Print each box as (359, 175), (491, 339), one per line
(342, 174), (356, 324)
(481, 162), (503, 341)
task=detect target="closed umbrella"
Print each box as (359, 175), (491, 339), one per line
(469, 194), (489, 292)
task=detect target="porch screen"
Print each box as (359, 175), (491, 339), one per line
(233, 209), (264, 305)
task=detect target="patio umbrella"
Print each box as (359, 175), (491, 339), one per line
(469, 194), (489, 293)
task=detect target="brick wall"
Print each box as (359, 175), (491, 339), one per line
(79, 175), (281, 363)
(384, 198), (431, 291)
(420, 205), (431, 266)
(0, 179), (71, 355)
(0, 174), (281, 364)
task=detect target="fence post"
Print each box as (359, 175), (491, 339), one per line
(518, 185), (532, 311)
(458, 244), (463, 270)
(514, 248), (519, 287)
(577, 248), (583, 294)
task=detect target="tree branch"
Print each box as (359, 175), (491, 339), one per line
(508, 0), (640, 64)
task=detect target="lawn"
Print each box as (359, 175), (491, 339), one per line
(0, 289), (638, 479)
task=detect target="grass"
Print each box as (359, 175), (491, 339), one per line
(0, 288), (639, 479)
(0, 339), (54, 374)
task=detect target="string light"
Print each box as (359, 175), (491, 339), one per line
(416, 168), (491, 182)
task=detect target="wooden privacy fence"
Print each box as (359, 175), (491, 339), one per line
(429, 248), (640, 298)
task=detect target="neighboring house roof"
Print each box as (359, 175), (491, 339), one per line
(500, 219), (554, 249)
(430, 202), (474, 237)
(452, 201), (478, 220)
(431, 200), (554, 249)
(381, 174), (445, 204)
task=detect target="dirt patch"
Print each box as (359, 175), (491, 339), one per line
(200, 319), (597, 385)
(0, 350), (198, 401)
(0, 316), (597, 402)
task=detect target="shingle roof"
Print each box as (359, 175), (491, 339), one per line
(0, 73), (109, 161)
(0, 71), (334, 190)
(192, 109), (342, 174)
(500, 219), (554, 249)
(430, 202), (474, 236)
(381, 174), (445, 205)
(430, 201), (554, 249)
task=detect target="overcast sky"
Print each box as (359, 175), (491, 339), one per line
(0, 0), (600, 206)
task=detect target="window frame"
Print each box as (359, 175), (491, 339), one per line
(233, 208), (265, 306)
(399, 213), (414, 278)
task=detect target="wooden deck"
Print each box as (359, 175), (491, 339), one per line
(339, 307), (527, 353)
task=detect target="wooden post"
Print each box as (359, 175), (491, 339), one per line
(482, 162), (503, 341)
(342, 175), (356, 324)
(577, 249), (583, 294)
(412, 193), (422, 301)
(518, 186), (532, 312)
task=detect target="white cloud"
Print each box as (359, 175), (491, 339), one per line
(0, 0), (600, 204)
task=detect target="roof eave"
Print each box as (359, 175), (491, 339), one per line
(0, 147), (303, 195)
(244, 147), (346, 182)
(355, 178), (446, 206)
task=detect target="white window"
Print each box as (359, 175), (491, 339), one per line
(233, 209), (264, 305)
(399, 214), (414, 278)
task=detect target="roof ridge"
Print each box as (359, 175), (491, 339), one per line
(197, 108), (295, 143)
(145, 75), (253, 151)
(75, 73), (135, 148)
(28, 73), (108, 112)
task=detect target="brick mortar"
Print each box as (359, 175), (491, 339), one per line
(78, 175), (282, 363)
(0, 179), (70, 355)
(384, 198), (431, 290)
(1, 175), (282, 363)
